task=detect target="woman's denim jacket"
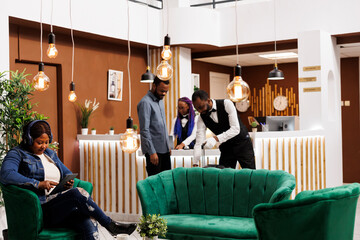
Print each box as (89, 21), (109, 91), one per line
(0, 145), (72, 203)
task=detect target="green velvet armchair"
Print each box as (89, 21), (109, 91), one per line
(253, 183), (360, 240)
(0, 178), (93, 240)
(137, 167), (296, 240)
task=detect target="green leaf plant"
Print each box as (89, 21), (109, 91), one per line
(0, 70), (48, 167)
(137, 214), (167, 239)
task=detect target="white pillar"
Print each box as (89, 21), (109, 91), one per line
(178, 47), (192, 99)
(0, 7), (9, 73)
(298, 30), (342, 187)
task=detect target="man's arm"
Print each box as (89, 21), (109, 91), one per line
(182, 115), (198, 147)
(216, 99), (240, 143)
(137, 101), (156, 155)
(193, 116), (206, 165)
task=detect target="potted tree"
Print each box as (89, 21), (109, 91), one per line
(137, 214), (167, 240)
(91, 128), (96, 135)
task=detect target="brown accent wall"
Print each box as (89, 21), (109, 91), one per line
(191, 60), (234, 95)
(9, 20), (149, 173)
(341, 57), (360, 183)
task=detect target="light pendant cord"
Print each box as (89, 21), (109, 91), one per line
(69, 0), (74, 83)
(50, 0), (53, 32)
(40, 0), (43, 62)
(127, 0), (131, 117)
(273, 0), (277, 66)
(235, 0), (239, 65)
(166, 0), (169, 35)
(146, 0), (150, 67)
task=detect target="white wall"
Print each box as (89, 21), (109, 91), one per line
(169, 0), (360, 46)
(297, 30), (342, 187)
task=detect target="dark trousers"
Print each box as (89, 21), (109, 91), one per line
(219, 138), (256, 169)
(42, 187), (111, 240)
(145, 152), (171, 176)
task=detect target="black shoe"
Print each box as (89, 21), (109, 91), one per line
(105, 220), (137, 236)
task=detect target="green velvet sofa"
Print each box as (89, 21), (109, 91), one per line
(253, 183), (360, 240)
(136, 167), (296, 240)
(0, 178), (93, 240)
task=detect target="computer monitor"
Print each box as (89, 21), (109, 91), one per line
(266, 116), (296, 131)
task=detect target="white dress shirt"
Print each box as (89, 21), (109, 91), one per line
(170, 115), (199, 148)
(194, 99), (240, 164)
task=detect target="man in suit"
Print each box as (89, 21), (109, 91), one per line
(192, 90), (255, 169)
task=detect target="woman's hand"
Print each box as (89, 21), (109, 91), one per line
(175, 143), (185, 150)
(64, 179), (74, 189)
(38, 180), (58, 191)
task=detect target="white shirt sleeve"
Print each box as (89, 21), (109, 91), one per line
(194, 115), (206, 165)
(169, 117), (176, 136)
(216, 99), (240, 143)
(182, 115), (198, 147)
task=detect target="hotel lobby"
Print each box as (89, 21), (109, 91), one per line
(0, 0), (360, 239)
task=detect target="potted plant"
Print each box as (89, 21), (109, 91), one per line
(251, 121), (258, 132)
(109, 126), (115, 135)
(133, 124), (138, 132)
(91, 128), (96, 135)
(137, 214), (167, 240)
(77, 98), (99, 135)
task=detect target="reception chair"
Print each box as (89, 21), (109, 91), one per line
(253, 183), (360, 240)
(0, 178), (93, 240)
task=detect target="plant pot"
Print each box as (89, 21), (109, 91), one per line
(252, 128), (257, 133)
(109, 130), (114, 135)
(81, 128), (88, 135)
(91, 130), (96, 135)
(144, 236), (158, 240)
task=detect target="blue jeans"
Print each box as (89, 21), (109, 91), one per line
(41, 187), (111, 240)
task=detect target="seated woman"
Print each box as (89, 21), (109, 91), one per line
(0, 120), (136, 240)
(170, 97), (198, 149)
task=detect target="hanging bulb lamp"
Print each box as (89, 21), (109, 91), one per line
(156, 60), (173, 80)
(141, 66), (156, 83)
(120, 117), (140, 154)
(161, 34), (172, 60)
(68, 82), (77, 102)
(33, 63), (50, 91)
(227, 65), (250, 102)
(268, 63), (284, 80)
(47, 32), (58, 58)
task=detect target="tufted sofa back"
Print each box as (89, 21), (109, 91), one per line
(137, 167), (295, 218)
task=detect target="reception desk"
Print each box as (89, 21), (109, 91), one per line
(78, 129), (325, 221)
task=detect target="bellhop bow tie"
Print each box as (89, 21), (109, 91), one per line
(180, 115), (188, 119)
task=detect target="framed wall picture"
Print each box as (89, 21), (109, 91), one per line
(191, 73), (200, 93)
(108, 69), (123, 101)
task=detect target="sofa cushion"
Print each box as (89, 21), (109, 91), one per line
(162, 214), (258, 239)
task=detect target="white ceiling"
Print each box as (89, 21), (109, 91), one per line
(193, 43), (360, 67)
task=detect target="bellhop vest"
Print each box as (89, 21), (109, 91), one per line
(200, 100), (249, 148)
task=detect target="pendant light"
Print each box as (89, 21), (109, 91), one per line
(68, 0), (77, 102)
(33, 62), (50, 91)
(120, 0), (140, 154)
(33, 0), (50, 91)
(156, 1), (173, 81)
(268, 0), (284, 80)
(226, 0), (250, 102)
(141, 0), (155, 83)
(47, 0), (58, 59)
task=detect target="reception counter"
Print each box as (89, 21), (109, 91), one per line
(77, 129), (325, 221)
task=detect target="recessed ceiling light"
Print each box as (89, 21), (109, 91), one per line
(259, 52), (298, 60)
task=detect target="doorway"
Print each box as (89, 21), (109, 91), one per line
(209, 71), (230, 99)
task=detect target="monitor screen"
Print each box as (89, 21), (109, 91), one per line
(266, 116), (295, 131)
